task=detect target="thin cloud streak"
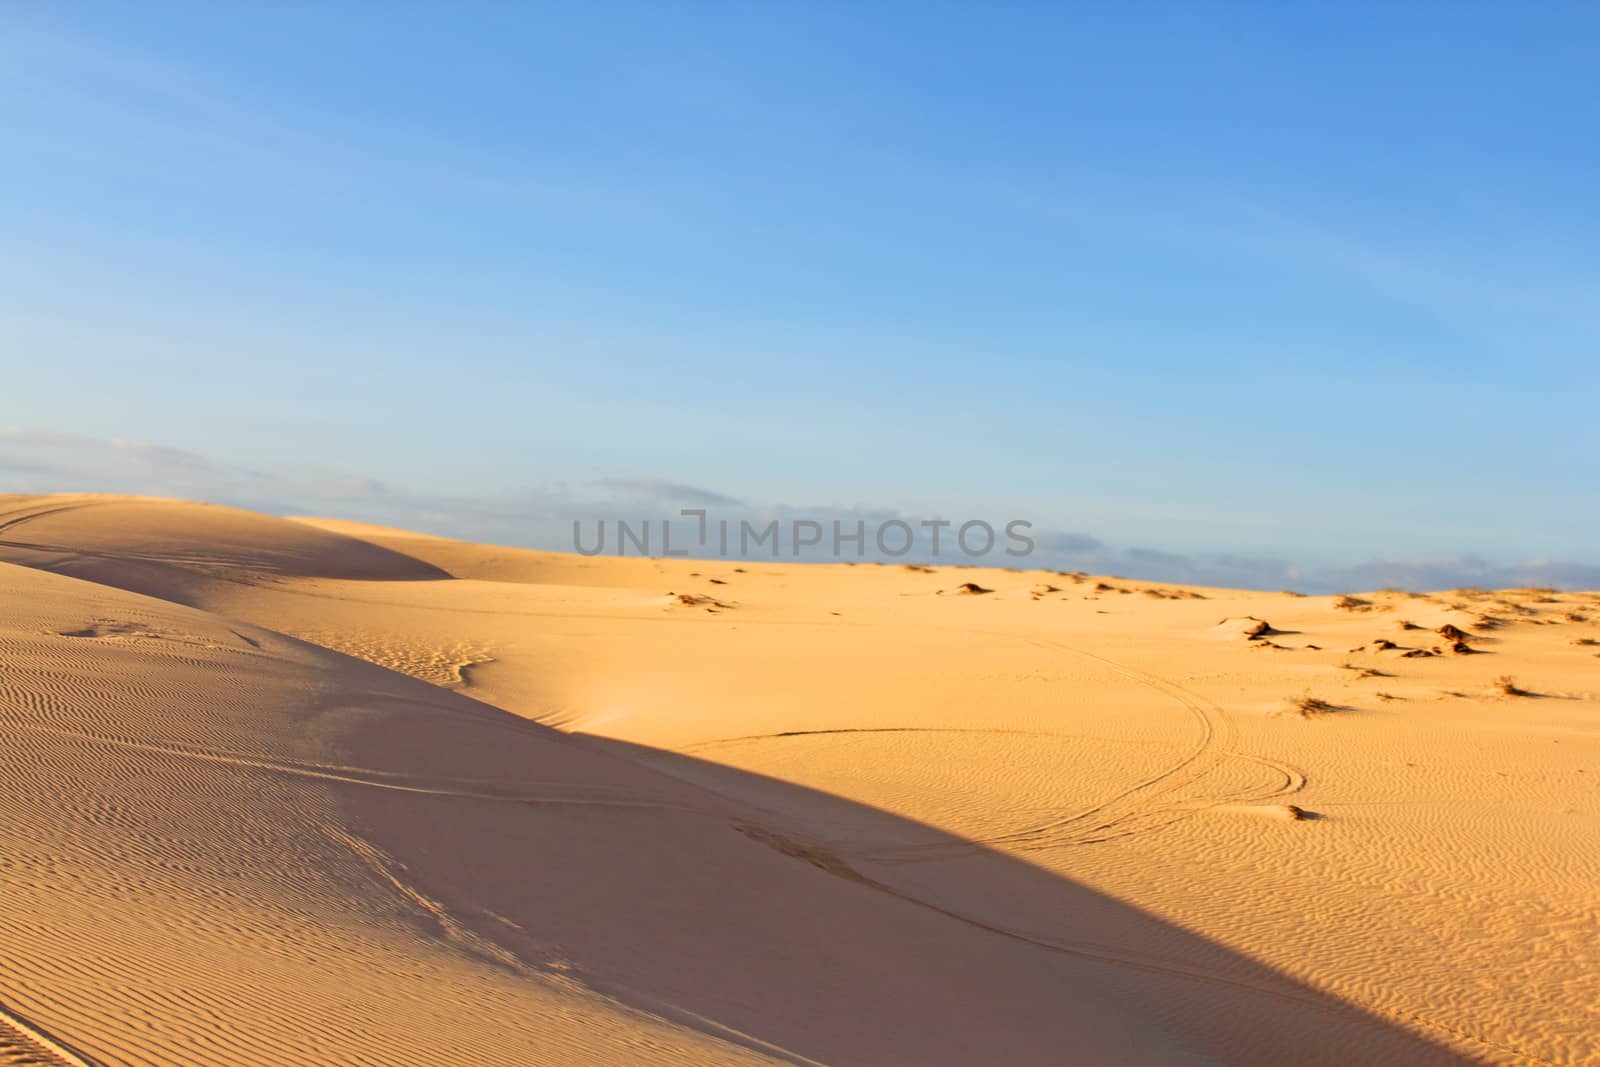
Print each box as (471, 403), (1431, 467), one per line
(4, 429), (1594, 595)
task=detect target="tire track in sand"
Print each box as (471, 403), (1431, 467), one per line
(0, 998), (101, 1067)
(681, 636), (1305, 862)
(3, 721), (698, 814)
(873, 637), (1305, 858)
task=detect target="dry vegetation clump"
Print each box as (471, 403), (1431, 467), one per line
(951, 582), (993, 595)
(1280, 589), (1306, 597)
(1494, 675), (1530, 697)
(1285, 692), (1341, 717)
(1341, 662), (1391, 679)
(1375, 691), (1399, 702)
(902, 563), (935, 573)
(669, 592), (733, 611)
(1222, 617), (1277, 639)
(1565, 612), (1588, 623)
(1572, 637), (1598, 647)
(1334, 594), (1374, 612)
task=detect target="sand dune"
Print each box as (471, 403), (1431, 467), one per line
(1, 495), (1595, 1064)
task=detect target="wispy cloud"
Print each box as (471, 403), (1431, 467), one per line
(2, 429), (1594, 594)
(593, 479), (743, 507)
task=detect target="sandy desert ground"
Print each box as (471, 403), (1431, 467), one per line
(0, 493), (1595, 1065)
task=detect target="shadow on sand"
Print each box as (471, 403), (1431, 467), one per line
(348, 711), (1477, 1066)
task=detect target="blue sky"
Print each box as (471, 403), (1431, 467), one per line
(2, 3), (1597, 582)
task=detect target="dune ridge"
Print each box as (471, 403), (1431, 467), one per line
(1, 494), (1595, 1064)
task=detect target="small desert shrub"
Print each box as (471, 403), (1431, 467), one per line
(1494, 675), (1529, 697)
(1334, 594), (1373, 612)
(1287, 692), (1339, 717)
(1341, 662), (1390, 679)
(1572, 637), (1598, 647)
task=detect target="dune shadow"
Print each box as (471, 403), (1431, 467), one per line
(344, 698), (1478, 1066)
(585, 737), (1484, 1063)
(0, 502), (452, 607)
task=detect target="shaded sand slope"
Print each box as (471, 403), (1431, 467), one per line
(293, 514), (701, 588)
(0, 562), (779, 1065)
(0, 495), (446, 606)
(5, 495), (1594, 1062)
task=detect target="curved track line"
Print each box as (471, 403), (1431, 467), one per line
(741, 824), (1514, 1065)
(5, 721), (695, 813)
(689, 637), (1291, 860)
(0, 998), (101, 1067)
(683, 725), (1128, 751)
(871, 638), (1304, 858)
(0, 499), (102, 537)
(678, 635), (1308, 861)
